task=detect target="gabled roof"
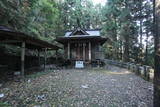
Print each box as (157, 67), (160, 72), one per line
(65, 28), (101, 37)
(56, 27), (108, 45)
(69, 27), (89, 36)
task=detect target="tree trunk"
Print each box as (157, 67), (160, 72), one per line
(154, 0), (160, 106)
(120, 41), (123, 60)
(114, 19), (119, 60)
(139, 1), (143, 64)
(123, 1), (130, 62)
(139, 1), (143, 45)
(123, 34), (129, 62)
(145, 30), (149, 65)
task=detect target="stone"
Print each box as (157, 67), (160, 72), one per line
(34, 105), (41, 107)
(81, 84), (89, 89)
(0, 93), (4, 98)
(28, 79), (31, 83)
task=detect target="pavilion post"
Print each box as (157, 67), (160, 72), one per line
(38, 50), (40, 66)
(56, 49), (58, 63)
(68, 42), (70, 59)
(21, 42), (25, 77)
(89, 41), (91, 62)
(44, 48), (47, 71)
(83, 43), (86, 61)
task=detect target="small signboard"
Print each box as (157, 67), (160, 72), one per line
(75, 61), (84, 68)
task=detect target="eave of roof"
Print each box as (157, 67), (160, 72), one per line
(56, 36), (108, 45)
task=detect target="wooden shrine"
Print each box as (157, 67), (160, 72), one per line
(56, 27), (107, 65)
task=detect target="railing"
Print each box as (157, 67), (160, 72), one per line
(105, 59), (154, 82)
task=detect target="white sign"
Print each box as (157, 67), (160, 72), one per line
(75, 61), (84, 68)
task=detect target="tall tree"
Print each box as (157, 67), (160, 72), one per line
(59, 0), (102, 30)
(154, 0), (160, 106)
(102, 0), (138, 62)
(102, 0), (121, 60)
(143, 0), (154, 65)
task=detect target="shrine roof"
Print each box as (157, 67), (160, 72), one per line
(65, 28), (101, 37)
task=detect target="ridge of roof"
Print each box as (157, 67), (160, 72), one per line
(69, 27), (89, 36)
(65, 28), (101, 32)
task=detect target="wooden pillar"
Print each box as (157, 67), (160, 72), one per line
(83, 43), (85, 61)
(68, 42), (70, 59)
(78, 43), (80, 60)
(21, 42), (25, 77)
(44, 48), (47, 71)
(89, 42), (91, 62)
(38, 50), (40, 66)
(56, 49), (58, 63)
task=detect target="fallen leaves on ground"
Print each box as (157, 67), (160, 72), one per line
(0, 66), (153, 107)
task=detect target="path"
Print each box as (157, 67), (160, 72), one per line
(0, 66), (153, 107)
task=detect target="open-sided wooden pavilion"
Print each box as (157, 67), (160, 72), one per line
(56, 27), (108, 66)
(0, 26), (60, 77)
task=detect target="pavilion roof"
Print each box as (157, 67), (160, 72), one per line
(0, 26), (60, 50)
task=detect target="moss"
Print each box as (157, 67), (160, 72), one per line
(91, 68), (110, 73)
(0, 102), (11, 107)
(26, 70), (54, 79)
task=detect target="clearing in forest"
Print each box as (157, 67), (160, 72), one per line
(0, 66), (153, 107)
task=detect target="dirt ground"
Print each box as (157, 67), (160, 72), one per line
(0, 66), (153, 107)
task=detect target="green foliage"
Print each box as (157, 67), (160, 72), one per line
(59, 0), (103, 30)
(101, 0), (153, 66)
(0, 0), (61, 42)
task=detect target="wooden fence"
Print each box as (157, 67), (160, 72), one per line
(105, 59), (154, 82)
